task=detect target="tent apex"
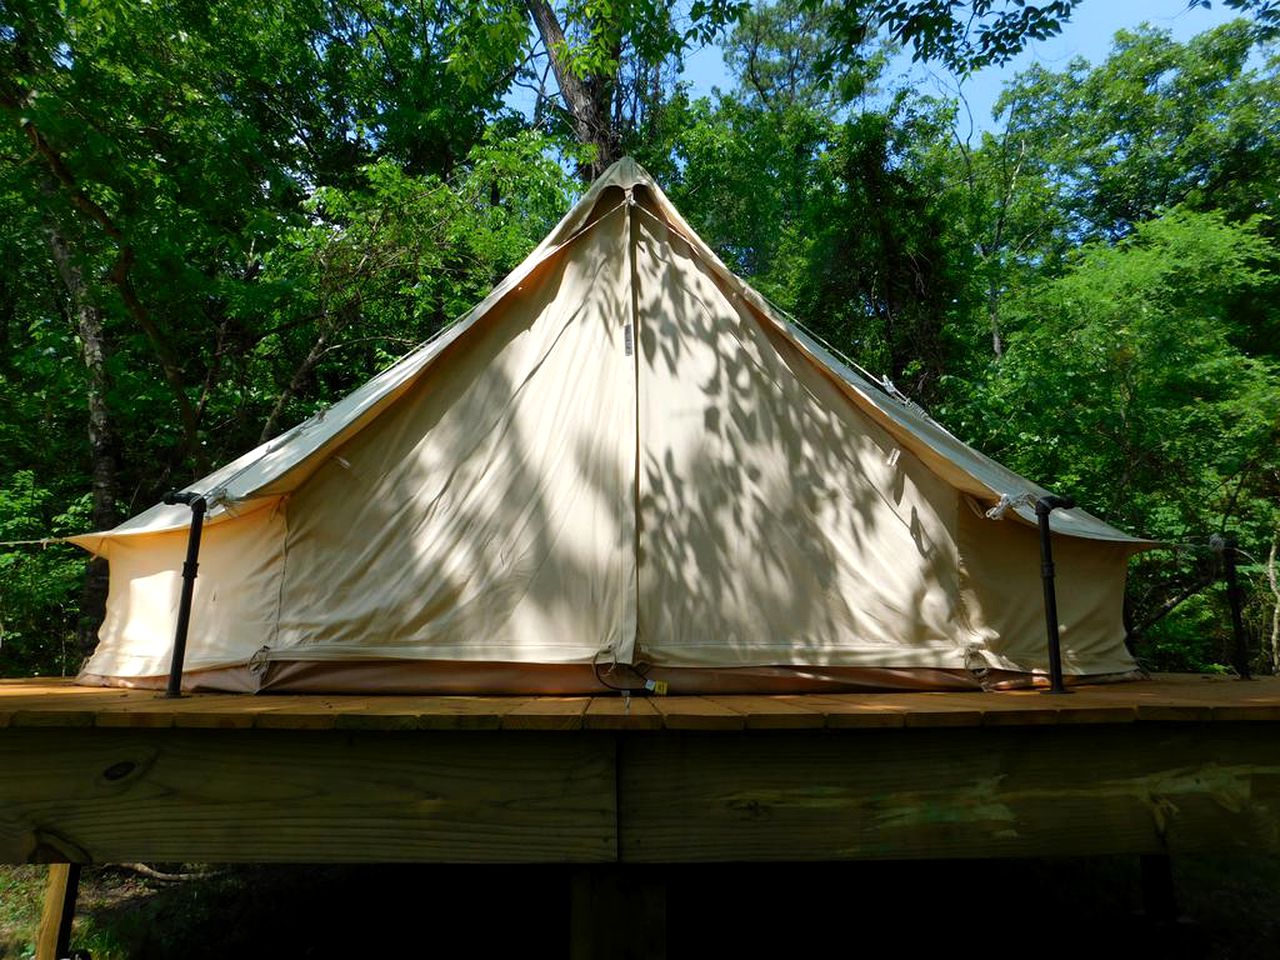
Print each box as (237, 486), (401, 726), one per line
(595, 155), (656, 191)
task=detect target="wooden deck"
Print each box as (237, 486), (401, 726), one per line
(3, 673), (1280, 867)
(4, 672), (1278, 730)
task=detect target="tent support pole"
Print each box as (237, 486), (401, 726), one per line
(1036, 495), (1075, 695)
(162, 491), (207, 698)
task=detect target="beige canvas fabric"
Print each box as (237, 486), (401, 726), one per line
(73, 158), (1149, 691)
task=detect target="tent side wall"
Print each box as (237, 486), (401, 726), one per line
(957, 505), (1140, 676)
(79, 500), (287, 684)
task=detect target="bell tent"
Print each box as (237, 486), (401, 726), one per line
(71, 158), (1149, 694)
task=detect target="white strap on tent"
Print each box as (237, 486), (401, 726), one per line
(878, 375), (936, 422)
(985, 492), (1038, 520)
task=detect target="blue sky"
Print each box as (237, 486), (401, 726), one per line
(681, 0), (1246, 134)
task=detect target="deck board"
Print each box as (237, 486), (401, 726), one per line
(584, 695), (663, 731)
(0, 674), (1277, 730)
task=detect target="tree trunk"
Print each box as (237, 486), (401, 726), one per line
(3, 84), (207, 473)
(1268, 533), (1279, 675)
(44, 213), (118, 661)
(525, 0), (617, 179)
(988, 277), (1003, 358)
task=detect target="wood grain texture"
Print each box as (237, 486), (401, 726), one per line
(618, 724), (1280, 862)
(649, 697), (745, 730)
(4, 712), (1280, 866)
(585, 696), (663, 730)
(787, 695), (908, 728)
(0, 729), (616, 864)
(703, 696), (827, 730)
(4, 675), (1280, 729)
(35, 863), (79, 960)
(502, 697), (590, 730)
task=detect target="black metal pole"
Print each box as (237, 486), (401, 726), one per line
(162, 491), (206, 698)
(1036, 494), (1076, 694)
(1223, 535), (1251, 680)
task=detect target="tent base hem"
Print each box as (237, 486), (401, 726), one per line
(77, 659), (1145, 695)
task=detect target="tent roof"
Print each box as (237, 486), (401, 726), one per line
(71, 158), (1147, 552)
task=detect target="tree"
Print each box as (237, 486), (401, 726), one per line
(969, 208), (1280, 669)
(521, 0), (747, 178)
(727, 0), (887, 109)
(0, 0), (544, 665)
(994, 20), (1280, 242)
(797, 98), (978, 403)
(820, 0), (1082, 74)
(520, 0), (1097, 178)
(246, 131), (578, 441)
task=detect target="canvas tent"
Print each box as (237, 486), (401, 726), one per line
(72, 158), (1151, 694)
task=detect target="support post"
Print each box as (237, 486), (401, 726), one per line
(162, 491), (206, 698)
(35, 863), (80, 960)
(1035, 494), (1075, 694)
(570, 866), (665, 960)
(1140, 854), (1178, 924)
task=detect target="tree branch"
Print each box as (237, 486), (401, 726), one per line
(3, 84), (207, 471)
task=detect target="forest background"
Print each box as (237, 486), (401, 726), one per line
(1, 0), (1278, 678)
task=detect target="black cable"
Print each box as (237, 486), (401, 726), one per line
(591, 653), (651, 694)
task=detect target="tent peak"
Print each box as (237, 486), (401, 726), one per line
(593, 156), (656, 192)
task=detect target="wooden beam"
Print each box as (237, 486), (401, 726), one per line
(35, 863), (79, 960)
(4, 720), (1280, 866)
(0, 729), (616, 864)
(619, 724), (1280, 862)
(649, 697), (745, 730)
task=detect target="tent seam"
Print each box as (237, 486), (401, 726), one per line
(270, 495), (291, 660)
(621, 190), (641, 666)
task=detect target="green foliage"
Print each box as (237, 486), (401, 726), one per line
(1142, 591), (1233, 673)
(798, 98), (978, 402)
(868, 0), (1082, 71)
(965, 208), (1280, 667)
(551, 0), (748, 77)
(0, 473), (91, 676)
(995, 20), (1280, 240)
(976, 208), (1277, 524)
(725, 0), (887, 107)
(664, 94), (833, 290)
(240, 131), (579, 436)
